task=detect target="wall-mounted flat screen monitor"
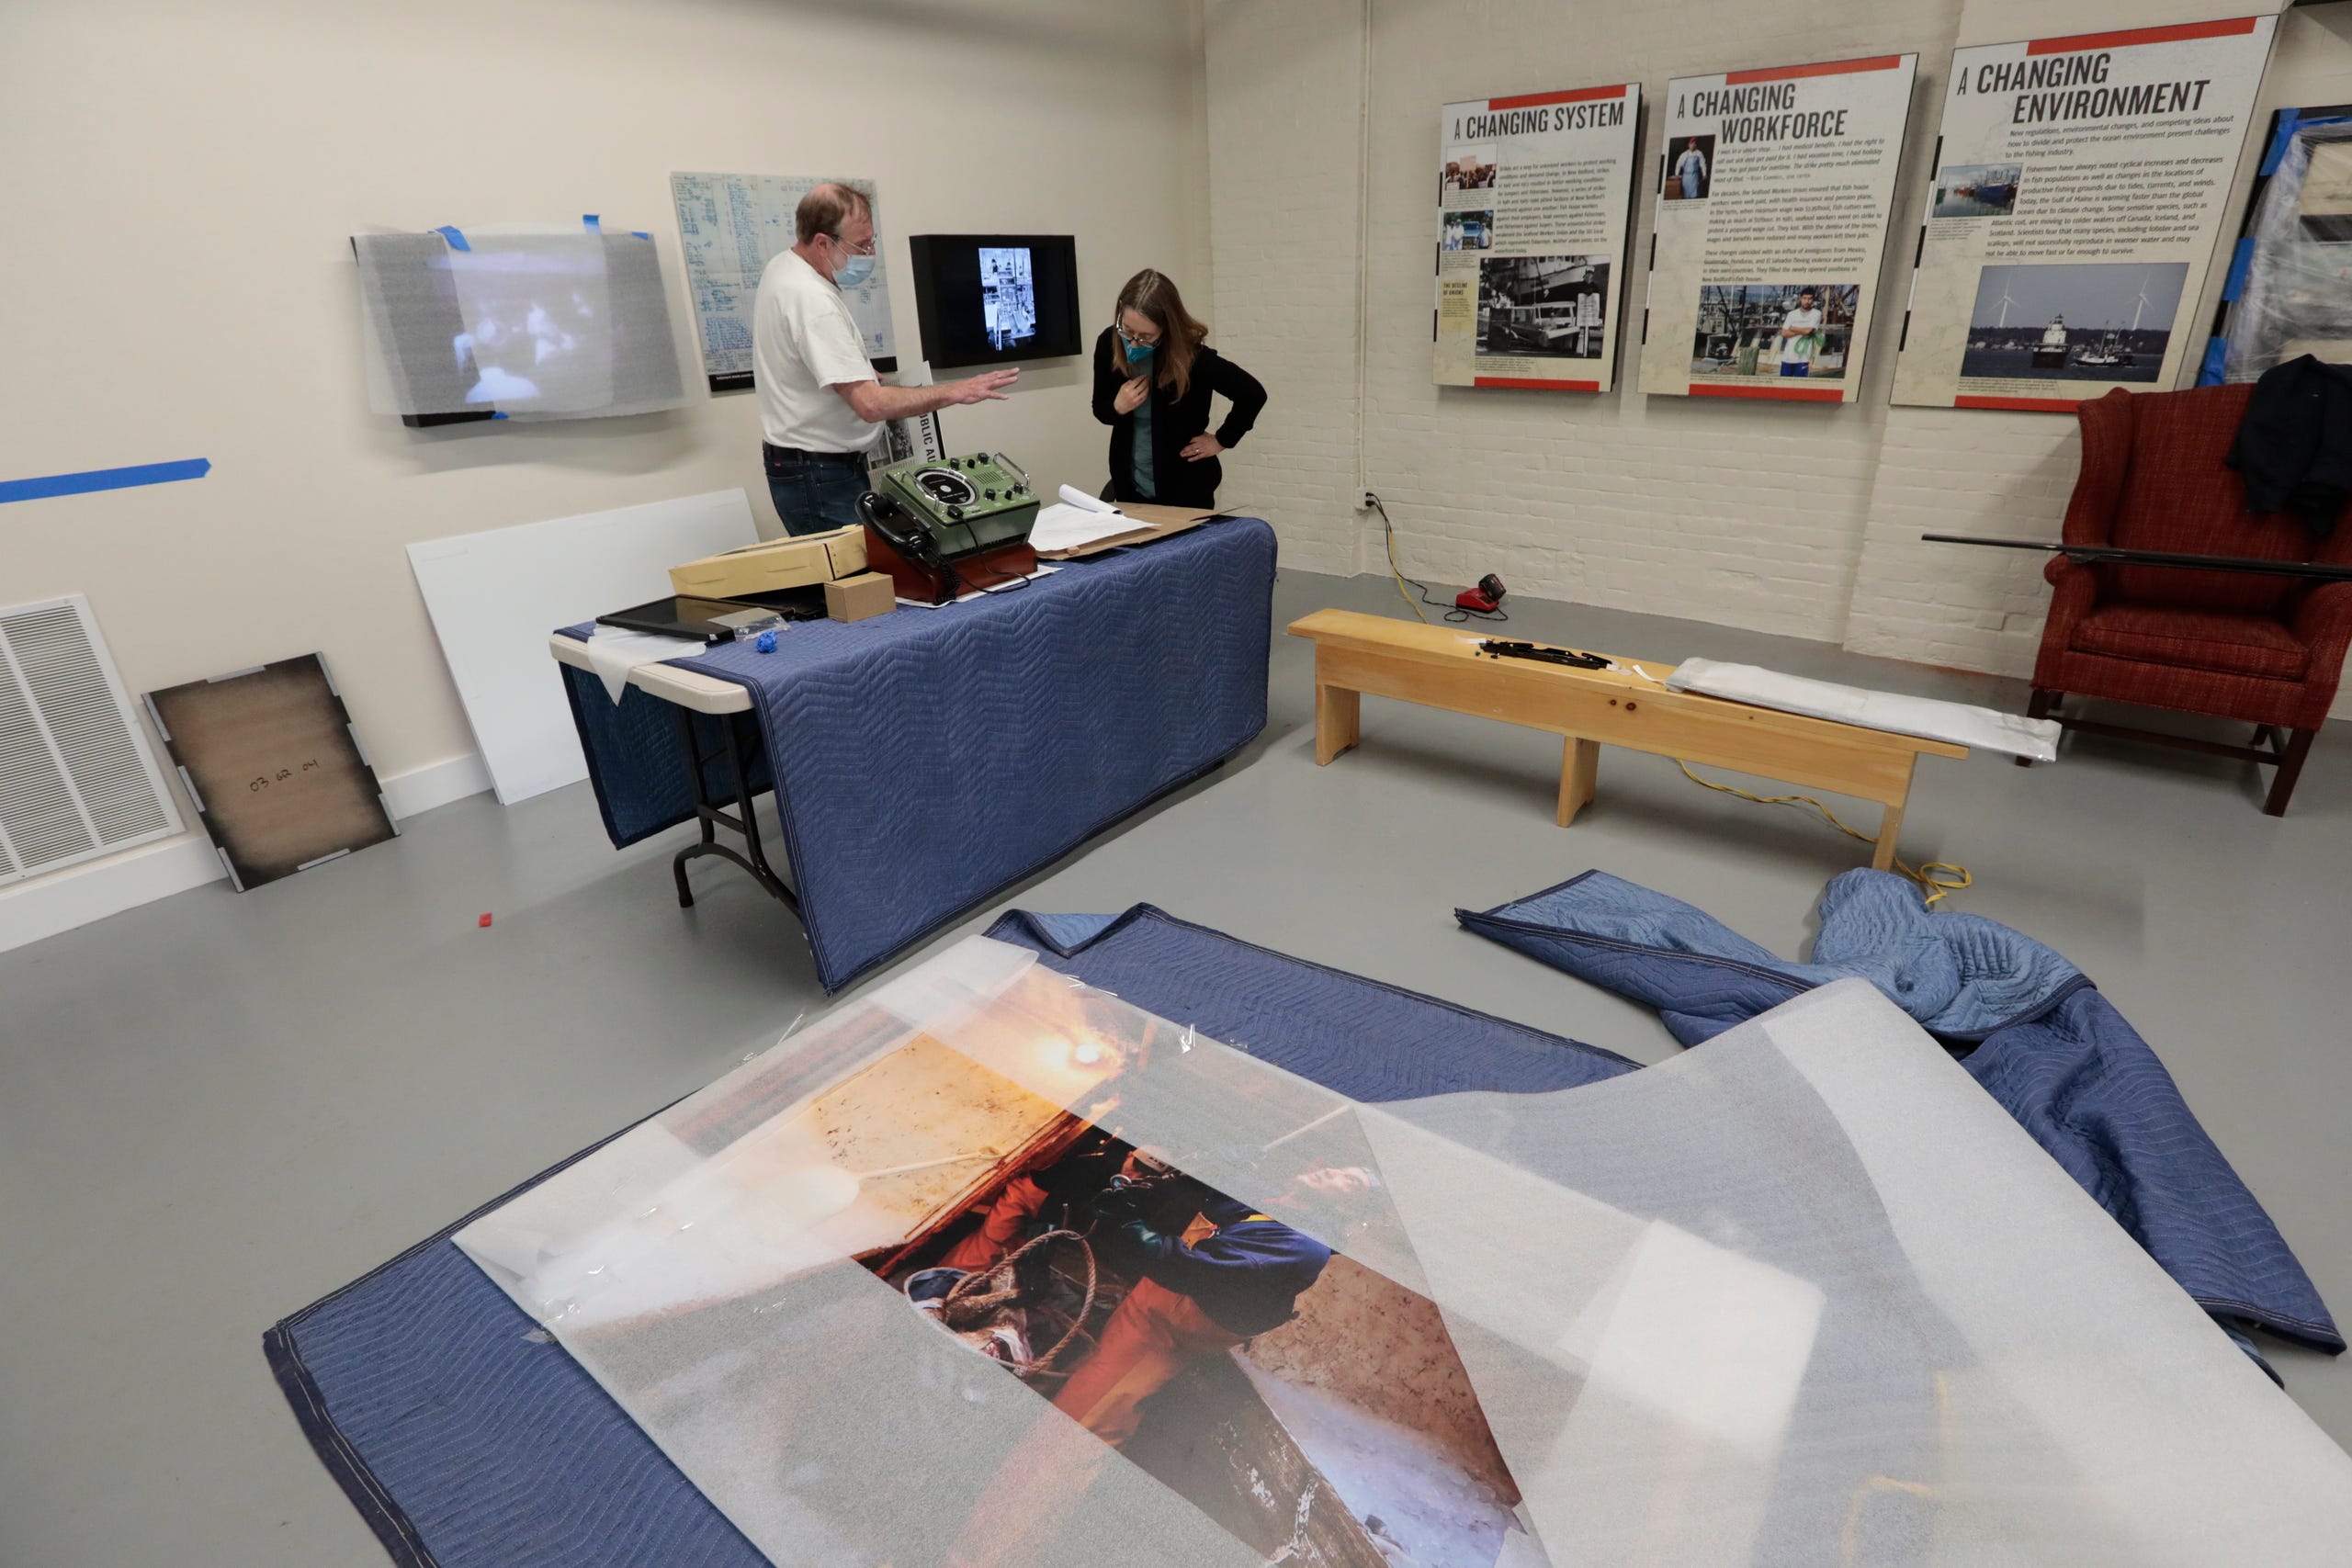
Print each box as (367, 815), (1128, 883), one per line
(908, 234), (1080, 368)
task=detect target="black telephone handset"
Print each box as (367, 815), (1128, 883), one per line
(857, 489), (944, 570)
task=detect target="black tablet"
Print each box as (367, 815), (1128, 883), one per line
(594, 595), (780, 643)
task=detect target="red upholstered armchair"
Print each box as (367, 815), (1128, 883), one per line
(2027, 384), (2352, 814)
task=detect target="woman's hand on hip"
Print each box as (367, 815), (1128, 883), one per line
(1114, 375), (1150, 415)
(1180, 434), (1223, 461)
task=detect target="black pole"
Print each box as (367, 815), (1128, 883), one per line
(1920, 534), (2352, 583)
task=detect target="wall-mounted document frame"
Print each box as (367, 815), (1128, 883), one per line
(1639, 54), (1918, 404)
(671, 173), (899, 393)
(1434, 84), (1642, 392)
(1888, 16), (2278, 412)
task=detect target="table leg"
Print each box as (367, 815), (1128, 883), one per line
(1315, 682), (1362, 766)
(1557, 737), (1600, 827)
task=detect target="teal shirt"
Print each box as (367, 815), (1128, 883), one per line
(1130, 390), (1157, 500)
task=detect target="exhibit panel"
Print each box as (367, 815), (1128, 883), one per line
(1639, 55), (1918, 404)
(1890, 17), (2278, 412)
(1435, 84), (1641, 393)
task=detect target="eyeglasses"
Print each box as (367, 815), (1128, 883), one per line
(1116, 323), (1161, 346)
(830, 233), (877, 256)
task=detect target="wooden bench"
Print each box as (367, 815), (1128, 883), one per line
(1285, 610), (1965, 870)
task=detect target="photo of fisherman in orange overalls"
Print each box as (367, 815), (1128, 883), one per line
(1050, 1153), (1379, 1448)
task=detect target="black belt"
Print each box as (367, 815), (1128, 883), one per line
(763, 443), (868, 467)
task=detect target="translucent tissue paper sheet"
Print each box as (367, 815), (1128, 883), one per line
(455, 941), (2352, 1567)
(354, 227), (687, 420)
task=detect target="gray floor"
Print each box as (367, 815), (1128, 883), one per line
(5, 566), (2348, 1566)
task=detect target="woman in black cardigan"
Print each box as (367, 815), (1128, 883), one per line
(1091, 269), (1267, 509)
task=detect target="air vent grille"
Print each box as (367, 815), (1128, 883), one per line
(0, 596), (183, 886)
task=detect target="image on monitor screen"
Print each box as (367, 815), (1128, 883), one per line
(980, 246), (1037, 352)
(910, 234), (1080, 368)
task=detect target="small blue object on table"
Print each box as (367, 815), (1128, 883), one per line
(552, 518), (1277, 991)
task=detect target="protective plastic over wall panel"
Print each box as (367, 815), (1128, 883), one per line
(354, 225), (688, 421)
(457, 940), (2352, 1567)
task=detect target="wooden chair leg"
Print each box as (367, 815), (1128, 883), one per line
(2018, 689), (2059, 768)
(2263, 728), (2317, 817)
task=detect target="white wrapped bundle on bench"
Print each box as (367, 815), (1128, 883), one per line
(1664, 658), (2062, 762)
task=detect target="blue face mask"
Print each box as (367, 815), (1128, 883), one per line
(832, 248), (875, 289)
(1123, 336), (1155, 366)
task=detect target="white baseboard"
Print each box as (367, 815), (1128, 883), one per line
(380, 751), (494, 821)
(0, 750), (492, 956)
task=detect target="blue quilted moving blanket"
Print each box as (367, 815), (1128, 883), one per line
(557, 518), (1278, 991)
(265, 906), (1636, 1568)
(1457, 868), (2345, 1364)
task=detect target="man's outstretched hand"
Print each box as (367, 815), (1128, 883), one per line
(950, 367), (1020, 403)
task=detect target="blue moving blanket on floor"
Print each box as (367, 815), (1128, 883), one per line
(1457, 868), (2345, 1363)
(558, 518), (1278, 991)
(266, 906), (1636, 1568)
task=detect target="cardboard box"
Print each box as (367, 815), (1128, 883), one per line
(670, 527), (867, 598)
(824, 571), (897, 623)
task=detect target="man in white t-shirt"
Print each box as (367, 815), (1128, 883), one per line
(1777, 288), (1824, 378)
(752, 184), (1017, 536)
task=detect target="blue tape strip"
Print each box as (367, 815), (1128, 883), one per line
(2262, 109), (2300, 177)
(434, 224), (469, 252)
(583, 214), (601, 231)
(2199, 336), (2229, 388)
(2222, 236), (2256, 302)
(630, 230), (649, 240)
(491, 411), (509, 420)
(0, 457), (211, 505)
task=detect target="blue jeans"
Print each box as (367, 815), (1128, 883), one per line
(764, 447), (871, 537)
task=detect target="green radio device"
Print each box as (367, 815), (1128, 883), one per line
(857, 452), (1043, 605)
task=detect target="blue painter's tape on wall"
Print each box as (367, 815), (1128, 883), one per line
(631, 231), (649, 239)
(2199, 336), (2229, 388)
(583, 213), (601, 231)
(2261, 110), (2301, 177)
(0, 457), (211, 505)
(2222, 236), (2256, 302)
(434, 224), (470, 252)
(492, 411), (509, 420)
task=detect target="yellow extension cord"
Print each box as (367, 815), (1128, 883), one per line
(1674, 760), (1973, 906)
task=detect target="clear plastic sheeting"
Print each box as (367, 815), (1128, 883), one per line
(1663, 657), (2061, 761)
(353, 224), (688, 420)
(456, 939), (2352, 1567)
(2225, 120), (2352, 382)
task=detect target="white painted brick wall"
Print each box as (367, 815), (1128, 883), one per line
(1204, 0), (2352, 718)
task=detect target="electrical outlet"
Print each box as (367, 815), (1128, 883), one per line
(1362, 491), (1379, 510)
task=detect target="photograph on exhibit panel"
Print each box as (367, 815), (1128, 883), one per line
(1661, 133), (1715, 201)
(1958, 261), (2188, 384)
(1480, 255), (1611, 360)
(1931, 164), (2023, 219)
(1442, 147), (1498, 192)
(1442, 209), (1496, 252)
(1690, 282), (1860, 380)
